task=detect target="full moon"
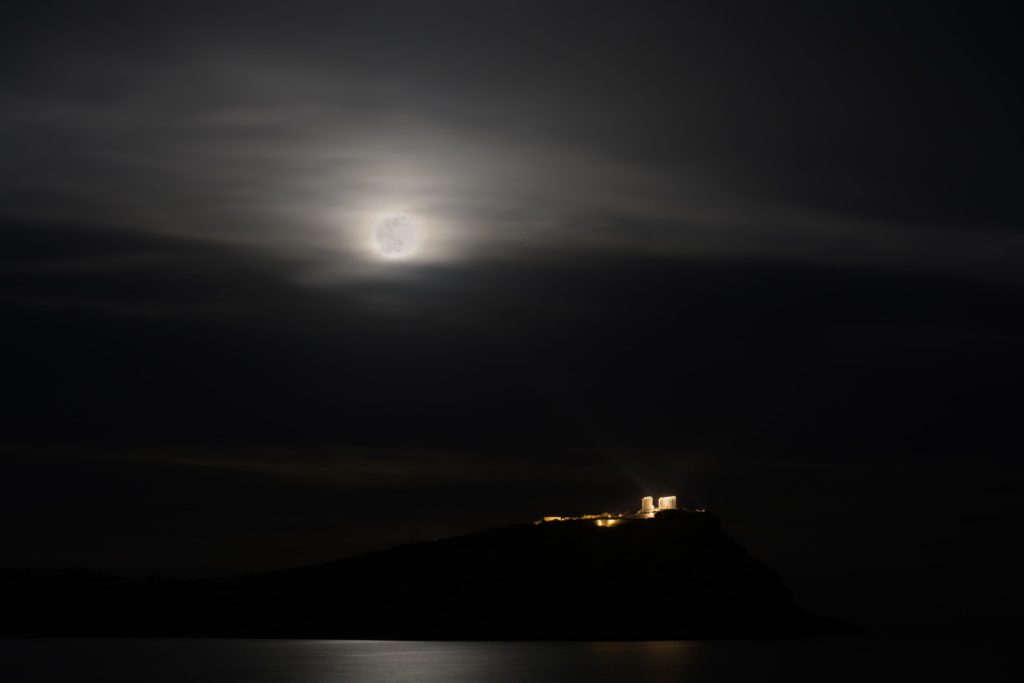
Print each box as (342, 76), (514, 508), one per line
(373, 212), (419, 259)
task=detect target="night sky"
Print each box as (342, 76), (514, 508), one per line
(3, 1), (1023, 631)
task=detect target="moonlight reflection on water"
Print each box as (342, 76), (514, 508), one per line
(0, 638), (1011, 683)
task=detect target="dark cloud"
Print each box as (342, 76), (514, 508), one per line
(4, 215), (1020, 454)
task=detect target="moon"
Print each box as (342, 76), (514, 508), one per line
(373, 212), (419, 259)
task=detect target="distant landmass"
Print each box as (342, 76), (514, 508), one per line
(1, 512), (859, 639)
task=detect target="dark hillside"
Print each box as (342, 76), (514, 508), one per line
(1, 513), (857, 639)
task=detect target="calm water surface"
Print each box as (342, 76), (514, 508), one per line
(0, 638), (1011, 682)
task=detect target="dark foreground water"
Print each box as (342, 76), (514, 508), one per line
(0, 638), (1012, 682)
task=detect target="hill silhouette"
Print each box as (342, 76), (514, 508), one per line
(1, 512), (857, 639)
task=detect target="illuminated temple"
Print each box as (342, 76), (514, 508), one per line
(536, 495), (705, 527)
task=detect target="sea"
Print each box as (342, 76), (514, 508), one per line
(0, 637), (1012, 682)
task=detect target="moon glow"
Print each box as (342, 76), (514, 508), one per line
(374, 212), (419, 259)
